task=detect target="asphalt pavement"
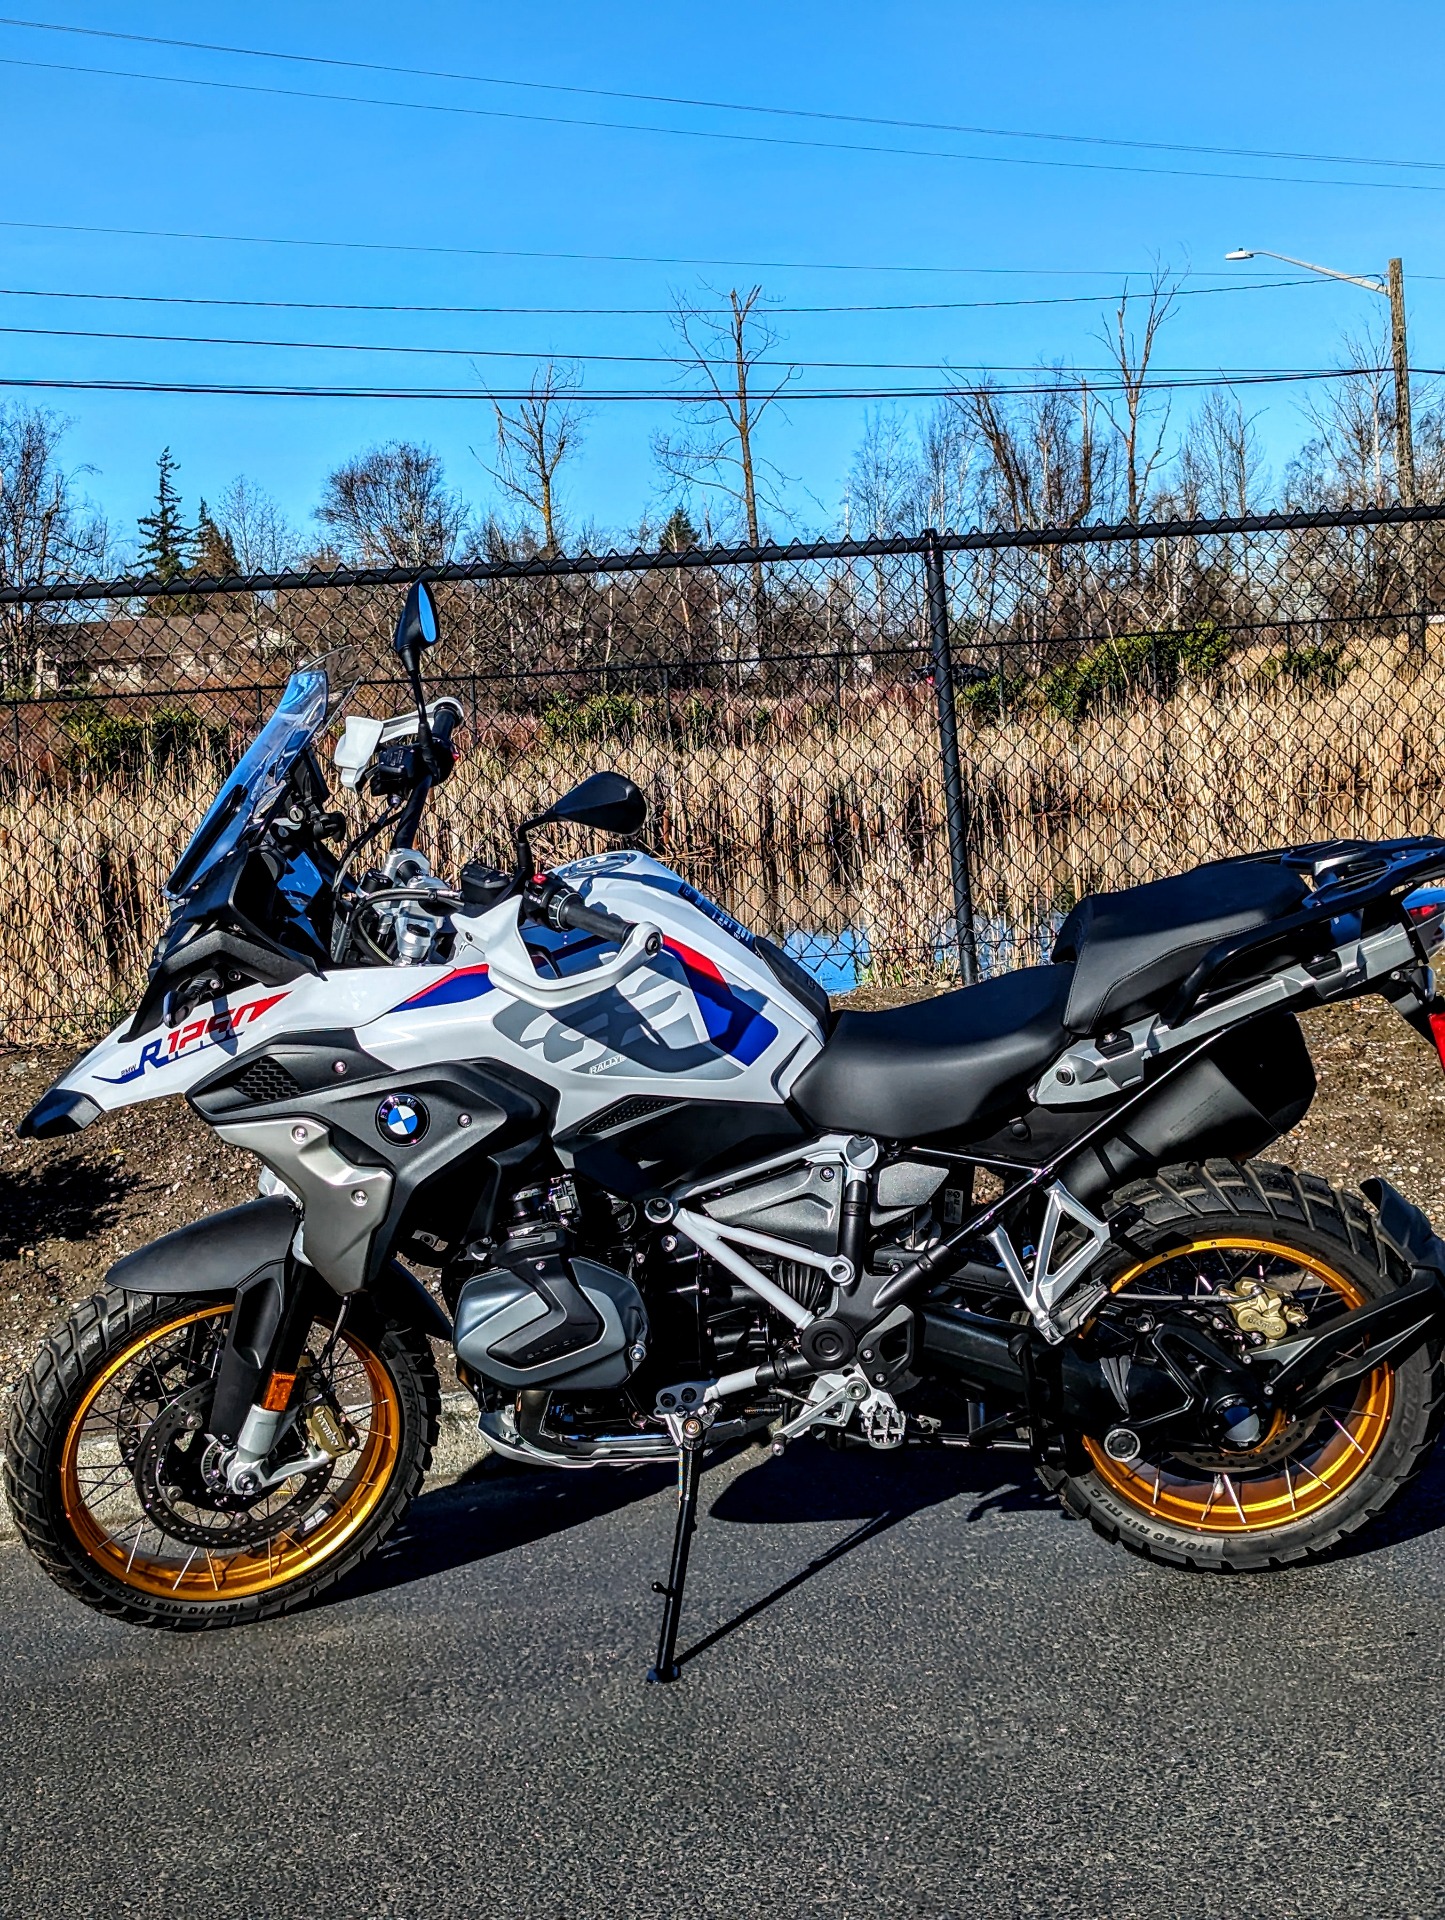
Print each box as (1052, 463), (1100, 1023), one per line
(4, 1435), (1445, 1920)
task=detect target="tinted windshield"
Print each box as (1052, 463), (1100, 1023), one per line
(165, 668), (330, 899)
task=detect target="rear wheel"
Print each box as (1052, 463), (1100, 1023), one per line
(1049, 1161), (1445, 1571)
(3, 1288), (439, 1627)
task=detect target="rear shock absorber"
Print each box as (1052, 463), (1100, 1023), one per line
(838, 1134), (880, 1286)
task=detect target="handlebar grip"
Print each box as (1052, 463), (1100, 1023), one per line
(430, 701), (463, 749)
(555, 894), (641, 945)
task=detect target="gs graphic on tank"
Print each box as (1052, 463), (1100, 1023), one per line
(11, 578), (1445, 1685)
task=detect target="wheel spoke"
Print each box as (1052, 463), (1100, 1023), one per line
(1091, 1232), (1392, 1537)
(1328, 1413), (1368, 1457)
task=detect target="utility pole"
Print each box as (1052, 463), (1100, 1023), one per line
(1388, 257), (1416, 506)
(1228, 246), (1424, 652)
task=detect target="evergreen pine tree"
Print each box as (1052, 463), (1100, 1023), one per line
(658, 505), (701, 552)
(136, 448), (194, 583)
(193, 499), (238, 580)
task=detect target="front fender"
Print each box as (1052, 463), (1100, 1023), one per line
(105, 1195), (453, 1342)
(106, 1196), (297, 1296)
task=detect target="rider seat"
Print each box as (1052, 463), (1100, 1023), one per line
(788, 963), (1073, 1139)
(788, 859), (1309, 1143)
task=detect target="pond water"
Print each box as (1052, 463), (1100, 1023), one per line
(783, 916), (1060, 994)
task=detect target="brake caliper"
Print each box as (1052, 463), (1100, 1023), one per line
(1218, 1279), (1309, 1345)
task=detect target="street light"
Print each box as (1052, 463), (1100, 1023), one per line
(1225, 247), (1415, 504)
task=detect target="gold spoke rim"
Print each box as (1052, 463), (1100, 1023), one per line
(1084, 1236), (1393, 1535)
(61, 1305), (402, 1599)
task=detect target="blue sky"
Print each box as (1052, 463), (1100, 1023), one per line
(5, 1), (1445, 553)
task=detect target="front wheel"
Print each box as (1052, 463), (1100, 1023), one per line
(3, 1288), (440, 1627)
(1048, 1161), (1445, 1572)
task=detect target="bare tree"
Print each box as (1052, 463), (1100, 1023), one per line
(1173, 390), (1268, 520)
(1099, 270), (1181, 520)
(953, 374), (1104, 530)
(653, 286), (796, 545)
(1286, 327), (1395, 510)
(844, 408), (926, 539)
(917, 400), (973, 533)
(0, 405), (107, 689)
(0, 405), (106, 590)
(316, 441), (467, 567)
(217, 476), (302, 575)
(482, 361), (588, 557)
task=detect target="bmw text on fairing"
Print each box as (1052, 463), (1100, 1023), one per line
(7, 581), (1445, 1681)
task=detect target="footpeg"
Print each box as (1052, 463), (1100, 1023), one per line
(861, 1400), (906, 1449)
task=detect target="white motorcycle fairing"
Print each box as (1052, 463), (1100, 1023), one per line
(33, 854), (830, 1295)
(46, 852), (824, 1129)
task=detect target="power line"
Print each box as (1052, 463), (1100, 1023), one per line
(0, 318), (1361, 376)
(0, 367), (1412, 404)
(7, 13), (1445, 179)
(0, 276), (1321, 317)
(0, 216), (1238, 278)
(5, 51), (1445, 197)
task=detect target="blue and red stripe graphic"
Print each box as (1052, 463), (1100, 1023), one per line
(662, 938), (777, 1065)
(395, 963), (495, 1011)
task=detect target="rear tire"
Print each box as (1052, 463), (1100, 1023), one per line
(1046, 1160), (1445, 1571)
(3, 1287), (440, 1628)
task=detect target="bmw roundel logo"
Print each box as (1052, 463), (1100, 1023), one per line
(376, 1094), (429, 1145)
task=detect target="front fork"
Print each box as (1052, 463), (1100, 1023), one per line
(207, 1259), (333, 1495)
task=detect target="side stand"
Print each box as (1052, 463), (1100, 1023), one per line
(646, 1440), (701, 1684)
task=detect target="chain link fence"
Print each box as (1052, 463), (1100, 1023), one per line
(3, 501), (1444, 1045)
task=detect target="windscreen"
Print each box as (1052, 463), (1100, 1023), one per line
(165, 667), (330, 899)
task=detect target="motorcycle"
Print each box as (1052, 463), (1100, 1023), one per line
(8, 580), (1445, 1680)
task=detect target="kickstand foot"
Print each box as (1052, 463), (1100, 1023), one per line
(646, 1441), (701, 1684)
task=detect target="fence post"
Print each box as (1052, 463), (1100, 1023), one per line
(922, 529), (978, 984)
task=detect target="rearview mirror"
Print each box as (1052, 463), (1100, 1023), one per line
(539, 771), (647, 836)
(392, 581), (440, 669)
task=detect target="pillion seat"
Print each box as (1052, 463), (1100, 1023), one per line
(788, 964), (1073, 1139)
(1052, 858), (1309, 1035)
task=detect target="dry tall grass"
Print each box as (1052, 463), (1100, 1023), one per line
(7, 652), (1442, 1043)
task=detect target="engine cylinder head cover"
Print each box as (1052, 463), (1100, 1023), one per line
(453, 1256), (648, 1391)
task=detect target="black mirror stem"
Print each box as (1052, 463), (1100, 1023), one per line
(406, 652), (438, 777)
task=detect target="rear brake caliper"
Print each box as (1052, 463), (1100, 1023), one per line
(1217, 1280), (1309, 1346)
